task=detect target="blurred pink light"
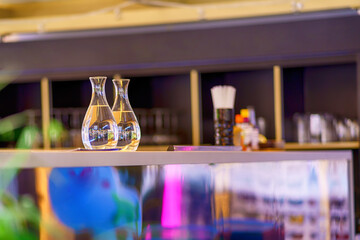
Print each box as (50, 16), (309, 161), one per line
(161, 165), (182, 228)
(145, 225), (152, 240)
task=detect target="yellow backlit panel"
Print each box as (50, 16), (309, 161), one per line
(0, 0), (358, 35)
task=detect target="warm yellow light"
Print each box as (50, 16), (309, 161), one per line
(0, 0), (358, 36)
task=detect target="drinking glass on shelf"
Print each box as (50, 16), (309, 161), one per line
(309, 114), (321, 143)
(320, 114), (336, 143)
(293, 113), (310, 144)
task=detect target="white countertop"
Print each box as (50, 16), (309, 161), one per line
(0, 149), (352, 168)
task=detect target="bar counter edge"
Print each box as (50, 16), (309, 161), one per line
(0, 149), (352, 168)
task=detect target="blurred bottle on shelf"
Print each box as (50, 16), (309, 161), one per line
(319, 114), (337, 143)
(233, 108), (260, 151)
(233, 111), (251, 151)
(233, 114), (244, 148)
(293, 113), (359, 143)
(257, 117), (266, 137)
(247, 106), (260, 150)
(309, 114), (322, 143)
(136, 108), (182, 145)
(240, 109), (253, 151)
(247, 106), (256, 127)
(0, 105), (184, 148)
(52, 108), (85, 148)
(294, 113), (310, 144)
(56, 107), (182, 147)
(336, 117), (359, 142)
(25, 110), (42, 148)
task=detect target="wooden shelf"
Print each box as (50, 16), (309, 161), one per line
(138, 142), (360, 151)
(284, 141), (359, 150)
(137, 145), (169, 151)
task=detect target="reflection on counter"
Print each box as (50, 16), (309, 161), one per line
(0, 158), (351, 239)
(49, 167), (141, 239)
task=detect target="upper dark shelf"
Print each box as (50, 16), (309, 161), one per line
(1, 11), (359, 82)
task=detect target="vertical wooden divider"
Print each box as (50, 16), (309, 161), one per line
(190, 69), (201, 146)
(37, 77), (74, 240)
(41, 77), (50, 149)
(273, 65), (284, 143)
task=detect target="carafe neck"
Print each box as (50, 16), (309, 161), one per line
(90, 76), (108, 106)
(113, 79), (131, 111)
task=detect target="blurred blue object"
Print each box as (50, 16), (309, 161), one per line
(48, 166), (141, 239)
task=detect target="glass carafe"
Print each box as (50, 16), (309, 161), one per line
(81, 76), (118, 149)
(112, 78), (141, 151)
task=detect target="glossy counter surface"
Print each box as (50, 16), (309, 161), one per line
(0, 149), (354, 240)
